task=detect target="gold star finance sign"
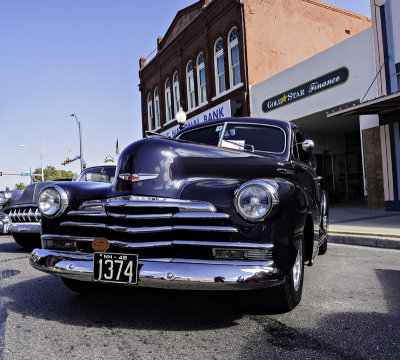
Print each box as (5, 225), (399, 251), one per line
(262, 67), (349, 113)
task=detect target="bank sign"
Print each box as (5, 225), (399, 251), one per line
(161, 100), (231, 137)
(262, 67), (349, 113)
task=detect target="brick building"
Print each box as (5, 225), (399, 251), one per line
(138, 0), (371, 137)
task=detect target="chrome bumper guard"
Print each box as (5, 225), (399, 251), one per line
(30, 248), (284, 290)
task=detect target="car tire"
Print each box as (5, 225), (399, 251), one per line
(251, 235), (304, 313)
(12, 234), (41, 250)
(318, 238), (328, 255)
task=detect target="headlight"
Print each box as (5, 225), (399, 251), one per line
(234, 180), (279, 222)
(38, 185), (68, 217)
(0, 192), (9, 206)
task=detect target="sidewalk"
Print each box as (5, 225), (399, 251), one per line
(328, 201), (400, 250)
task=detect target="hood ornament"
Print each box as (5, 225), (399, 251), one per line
(119, 173), (159, 182)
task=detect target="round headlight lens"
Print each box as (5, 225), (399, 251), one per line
(0, 192), (7, 206)
(234, 181), (278, 221)
(38, 186), (68, 217)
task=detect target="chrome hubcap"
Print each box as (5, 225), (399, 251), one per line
(293, 240), (303, 291)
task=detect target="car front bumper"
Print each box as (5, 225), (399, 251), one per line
(30, 248), (284, 290)
(8, 222), (40, 234)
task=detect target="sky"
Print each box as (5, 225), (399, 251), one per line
(0, 0), (372, 190)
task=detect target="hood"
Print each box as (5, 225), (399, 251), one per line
(11, 181), (55, 206)
(112, 137), (288, 198)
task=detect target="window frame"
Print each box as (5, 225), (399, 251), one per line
(186, 60), (196, 110)
(147, 92), (154, 130)
(172, 71), (180, 116)
(214, 37), (226, 95)
(165, 78), (173, 123)
(196, 52), (207, 106)
(228, 27), (241, 88)
(154, 87), (160, 129)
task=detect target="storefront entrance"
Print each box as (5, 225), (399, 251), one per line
(314, 131), (364, 203)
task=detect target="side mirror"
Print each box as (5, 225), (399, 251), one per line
(302, 139), (314, 152)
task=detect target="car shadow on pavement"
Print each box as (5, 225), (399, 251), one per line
(238, 268), (400, 360)
(2, 273), (254, 331)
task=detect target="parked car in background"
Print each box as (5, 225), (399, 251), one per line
(0, 163), (116, 249)
(30, 117), (328, 312)
(0, 189), (23, 234)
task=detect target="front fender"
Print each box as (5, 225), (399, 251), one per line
(180, 178), (317, 275)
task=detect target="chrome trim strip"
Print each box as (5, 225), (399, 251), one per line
(173, 212), (230, 219)
(41, 234), (96, 242)
(67, 210), (107, 217)
(108, 213), (173, 220)
(105, 200), (216, 212)
(173, 225), (238, 232)
(60, 222), (107, 228)
(40, 235), (271, 250)
(59, 223), (238, 233)
(172, 240), (273, 249)
(108, 225), (172, 233)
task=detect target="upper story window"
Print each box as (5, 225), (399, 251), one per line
(154, 87), (160, 128)
(228, 27), (241, 87)
(147, 93), (154, 130)
(197, 52), (207, 105)
(214, 38), (226, 95)
(165, 78), (172, 122)
(173, 71), (180, 116)
(186, 60), (196, 110)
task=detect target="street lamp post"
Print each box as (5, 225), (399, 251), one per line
(19, 144), (44, 182)
(70, 114), (85, 172)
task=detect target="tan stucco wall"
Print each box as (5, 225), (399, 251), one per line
(244, 0), (371, 85)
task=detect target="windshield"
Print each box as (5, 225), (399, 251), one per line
(178, 123), (286, 153)
(77, 166), (115, 183)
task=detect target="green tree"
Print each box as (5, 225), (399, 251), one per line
(32, 166), (76, 182)
(14, 183), (26, 190)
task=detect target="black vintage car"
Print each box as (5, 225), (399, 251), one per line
(0, 164), (116, 249)
(30, 118), (328, 311)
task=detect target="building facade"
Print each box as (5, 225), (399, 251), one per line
(138, 0), (371, 137)
(329, 0), (400, 211)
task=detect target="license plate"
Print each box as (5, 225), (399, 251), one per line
(93, 252), (138, 285)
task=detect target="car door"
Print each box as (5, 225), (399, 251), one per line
(292, 130), (321, 257)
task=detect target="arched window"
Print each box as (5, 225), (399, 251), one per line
(186, 60), (195, 110)
(214, 38), (226, 94)
(228, 27), (241, 87)
(154, 87), (160, 128)
(165, 78), (172, 122)
(147, 93), (154, 130)
(172, 71), (180, 116)
(197, 52), (207, 105)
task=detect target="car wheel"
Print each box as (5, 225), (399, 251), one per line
(318, 238), (328, 255)
(254, 235), (304, 313)
(12, 234), (41, 250)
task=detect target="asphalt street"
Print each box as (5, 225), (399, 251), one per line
(1, 235), (400, 360)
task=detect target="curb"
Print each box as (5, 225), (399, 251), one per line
(328, 233), (400, 250)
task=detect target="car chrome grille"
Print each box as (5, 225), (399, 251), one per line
(43, 196), (274, 261)
(6, 207), (41, 223)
